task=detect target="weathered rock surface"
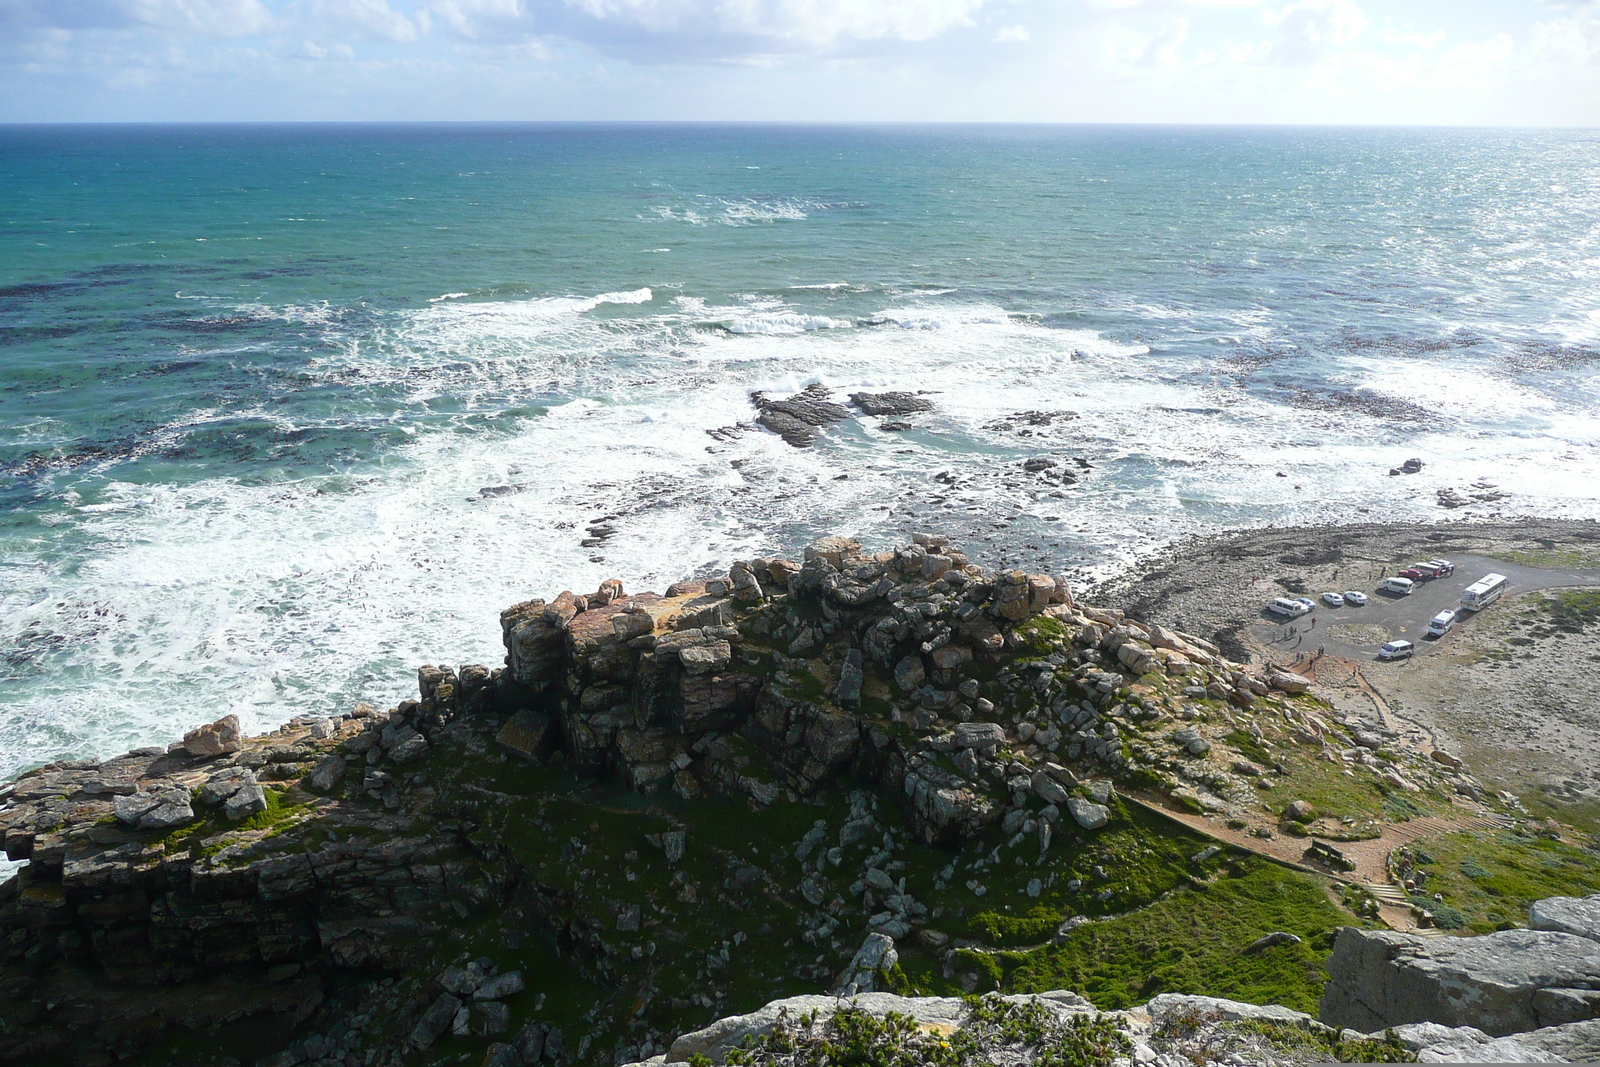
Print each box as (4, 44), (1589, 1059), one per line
(1320, 925), (1600, 1036)
(752, 384), (853, 447)
(1530, 893), (1600, 944)
(183, 713), (243, 759)
(848, 391), (935, 416)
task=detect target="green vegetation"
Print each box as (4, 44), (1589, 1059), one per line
(1013, 616), (1069, 659)
(1406, 829), (1600, 934)
(1268, 748), (1441, 830)
(709, 997), (1131, 1067)
(948, 863), (1351, 1014)
(1192, 1019), (1416, 1064)
(160, 786), (309, 855)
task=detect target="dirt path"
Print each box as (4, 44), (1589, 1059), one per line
(1123, 792), (1502, 934)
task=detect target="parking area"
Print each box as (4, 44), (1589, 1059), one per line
(1250, 552), (1600, 662)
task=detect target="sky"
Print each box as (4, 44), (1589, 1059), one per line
(0, 0), (1595, 124)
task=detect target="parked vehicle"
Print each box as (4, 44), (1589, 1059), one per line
(1399, 567), (1425, 581)
(1322, 592), (1344, 607)
(1379, 576), (1415, 595)
(1378, 639), (1415, 661)
(1267, 597), (1312, 618)
(1460, 573), (1509, 612)
(1424, 559), (1456, 577)
(1295, 598), (1317, 613)
(1341, 591), (1369, 606)
(1426, 609), (1457, 638)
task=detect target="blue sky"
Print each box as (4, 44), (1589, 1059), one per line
(1, 0), (1595, 123)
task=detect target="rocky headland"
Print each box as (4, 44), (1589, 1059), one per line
(1, 531), (1596, 1066)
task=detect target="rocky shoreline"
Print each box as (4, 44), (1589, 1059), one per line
(0, 528), (1595, 1065)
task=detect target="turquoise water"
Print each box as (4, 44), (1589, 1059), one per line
(3, 123), (1598, 775)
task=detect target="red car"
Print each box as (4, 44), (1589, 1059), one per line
(1398, 567), (1425, 581)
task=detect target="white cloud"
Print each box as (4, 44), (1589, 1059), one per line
(993, 22), (1026, 41)
(293, 0), (419, 41)
(563, 0), (989, 46)
(1098, 14), (1187, 68)
(133, 0), (275, 35)
(0, 0), (275, 36)
(423, 0), (528, 38)
(1264, 0), (1369, 65)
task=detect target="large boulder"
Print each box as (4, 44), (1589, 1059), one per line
(833, 933), (898, 997)
(1320, 926), (1600, 1036)
(1530, 893), (1600, 945)
(183, 714), (242, 759)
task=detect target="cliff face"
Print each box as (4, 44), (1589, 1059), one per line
(0, 533), (1520, 1066)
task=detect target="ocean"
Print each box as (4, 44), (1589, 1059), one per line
(2, 122), (1597, 779)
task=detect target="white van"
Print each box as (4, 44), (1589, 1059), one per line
(1378, 576), (1414, 596)
(1426, 610), (1456, 638)
(1266, 597), (1311, 618)
(1460, 573), (1508, 612)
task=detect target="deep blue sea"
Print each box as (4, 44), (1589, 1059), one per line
(2, 123), (1598, 778)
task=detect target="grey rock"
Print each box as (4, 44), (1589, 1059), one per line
(1533, 987), (1600, 1026)
(512, 1022), (547, 1064)
(1530, 894), (1600, 944)
(1417, 1035), (1567, 1062)
(140, 795), (196, 831)
(679, 642), (732, 675)
(197, 766), (253, 805)
(411, 992), (461, 1049)
(833, 933), (899, 997)
(1170, 728), (1211, 756)
(482, 1042), (520, 1067)
(1320, 926), (1600, 1036)
(305, 754), (346, 794)
(1067, 798), (1109, 830)
(1515, 1018), (1600, 1062)
(111, 791), (160, 825)
(953, 722), (1005, 751)
(1389, 1021), (1491, 1051)
(224, 779), (268, 822)
(662, 830), (686, 866)
(799, 873), (826, 907)
(1144, 993), (1325, 1031)
(1245, 932), (1302, 953)
(475, 970), (525, 1000)
(1030, 771), (1070, 806)
(387, 734), (431, 765)
(849, 391), (934, 416)
(440, 966), (482, 996)
(754, 384), (852, 447)
(894, 654), (927, 692)
(836, 649), (864, 709)
(617, 904), (642, 932)
(865, 867), (894, 891)
(479, 1000), (511, 1034)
